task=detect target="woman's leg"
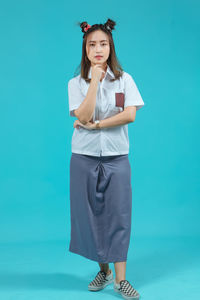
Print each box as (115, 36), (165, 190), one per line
(114, 261), (126, 283)
(98, 263), (111, 275)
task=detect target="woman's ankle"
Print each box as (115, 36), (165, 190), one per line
(115, 276), (125, 284)
(100, 268), (111, 275)
(106, 269), (111, 275)
(99, 263), (109, 274)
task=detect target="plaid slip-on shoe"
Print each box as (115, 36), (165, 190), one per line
(88, 269), (114, 291)
(114, 278), (140, 300)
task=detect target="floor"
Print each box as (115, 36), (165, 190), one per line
(0, 236), (199, 300)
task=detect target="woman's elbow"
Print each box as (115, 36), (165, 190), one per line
(75, 111), (89, 125)
(125, 107), (136, 122)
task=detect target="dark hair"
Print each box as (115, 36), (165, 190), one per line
(74, 18), (123, 82)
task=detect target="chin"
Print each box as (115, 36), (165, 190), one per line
(93, 60), (106, 64)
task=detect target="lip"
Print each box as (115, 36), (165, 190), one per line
(95, 56), (103, 58)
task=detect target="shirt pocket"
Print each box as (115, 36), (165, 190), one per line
(115, 92), (125, 110)
(108, 90), (125, 114)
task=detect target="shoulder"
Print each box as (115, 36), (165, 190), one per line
(120, 71), (140, 92)
(68, 74), (81, 87)
(68, 74), (87, 96)
(121, 71), (134, 82)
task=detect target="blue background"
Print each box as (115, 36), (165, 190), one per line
(0, 0), (199, 299)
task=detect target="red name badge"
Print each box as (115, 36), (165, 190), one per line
(115, 92), (125, 109)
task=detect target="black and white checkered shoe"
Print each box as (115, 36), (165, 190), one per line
(114, 278), (140, 299)
(88, 269), (114, 291)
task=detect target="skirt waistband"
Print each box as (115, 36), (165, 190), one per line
(72, 152), (128, 162)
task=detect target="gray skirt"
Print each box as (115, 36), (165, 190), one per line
(69, 152), (132, 263)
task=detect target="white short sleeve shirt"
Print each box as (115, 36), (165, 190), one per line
(68, 65), (145, 156)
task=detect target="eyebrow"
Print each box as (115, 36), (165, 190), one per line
(88, 40), (108, 43)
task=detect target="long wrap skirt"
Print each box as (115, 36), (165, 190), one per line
(69, 152), (132, 263)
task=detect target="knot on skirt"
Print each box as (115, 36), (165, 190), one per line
(93, 161), (109, 215)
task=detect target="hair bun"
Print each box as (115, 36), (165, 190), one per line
(79, 21), (90, 33)
(104, 18), (116, 32)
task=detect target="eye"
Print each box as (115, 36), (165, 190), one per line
(101, 43), (107, 46)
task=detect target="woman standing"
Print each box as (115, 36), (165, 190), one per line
(67, 18), (144, 300)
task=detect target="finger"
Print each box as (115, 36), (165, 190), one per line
(96, 65), (106, 73)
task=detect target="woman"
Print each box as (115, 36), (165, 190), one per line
(67, 18), (144, 300)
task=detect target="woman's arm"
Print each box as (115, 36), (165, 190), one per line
(74, 106), (136, 130)
(74, 78), (99, 124)
(98, 106), (136, 129)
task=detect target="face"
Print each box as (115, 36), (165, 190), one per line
(86, 30), (110, 67)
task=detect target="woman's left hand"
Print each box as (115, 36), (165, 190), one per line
(73, 119), (96, 130)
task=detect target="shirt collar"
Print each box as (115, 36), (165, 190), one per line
(88, 64), (115, 80)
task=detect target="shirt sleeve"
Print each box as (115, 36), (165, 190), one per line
(124, 74), (145, 111)
(68, 78), (85, 117)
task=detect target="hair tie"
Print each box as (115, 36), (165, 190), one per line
(105, 25), (111, 32)
(84, 24), (91, 32)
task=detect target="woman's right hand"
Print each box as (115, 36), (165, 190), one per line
(91, 64), (106, 82)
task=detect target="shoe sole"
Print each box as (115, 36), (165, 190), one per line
(114, 286), (140, 300)
(88, 277), (114, 291)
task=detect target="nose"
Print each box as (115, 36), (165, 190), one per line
(95, 43), (102, 52)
